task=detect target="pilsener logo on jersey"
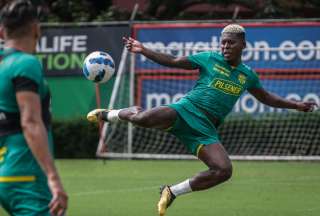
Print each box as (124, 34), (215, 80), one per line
(210, 78), (243, 96)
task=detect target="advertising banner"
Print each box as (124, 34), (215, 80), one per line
(133, 22), (320, 113)
(133, 22), (320, 71)
(1, 24), (130, 76)
(137, 75), (320, 113)
(0, 24), (129, 119)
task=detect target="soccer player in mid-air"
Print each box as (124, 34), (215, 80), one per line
(88, 24), (316, 216)
(0, 1), (67, 215)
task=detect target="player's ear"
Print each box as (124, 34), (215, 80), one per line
(31, 22), (41, 40)
(35, 22), (41, 40)
(241, 37), (246, 49)
(0, 26), (4, 39)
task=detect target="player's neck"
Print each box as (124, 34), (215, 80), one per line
(226, 58), (241, 68)
(5, 37), (36, 54)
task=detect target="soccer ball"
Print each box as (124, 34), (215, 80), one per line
(82, 51), (115, 83)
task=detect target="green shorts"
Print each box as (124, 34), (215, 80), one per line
(0, 133), (53, 216)
(167, 98), (221, 155)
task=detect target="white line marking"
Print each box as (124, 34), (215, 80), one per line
(71, 186), (158, 197)
(295, 207), (320, 212)
(70, 176), (320, 196)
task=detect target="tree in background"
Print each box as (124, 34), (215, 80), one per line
(32, 0), (120, 22)
(144, 0), (320, 20)
(13, 0), (320, 22)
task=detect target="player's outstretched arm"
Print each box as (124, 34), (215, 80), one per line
(249, 88), (317, 112)
(123, 36), (194, 70)
(16, 91), (68, 216)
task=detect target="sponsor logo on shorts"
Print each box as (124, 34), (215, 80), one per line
(211, 78), (243, 96)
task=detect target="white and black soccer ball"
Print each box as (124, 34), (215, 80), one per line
(82, 51), (115, 83)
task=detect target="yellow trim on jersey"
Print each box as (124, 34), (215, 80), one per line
(215, 64), (230, 73)
(0, 146), (7, 155)
(0, 147), (8, 163)
(0, 176), (36, 182)
(213, 65), (230, 77)
(196, 144), (204, 157)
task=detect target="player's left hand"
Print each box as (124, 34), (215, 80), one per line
(48, 178), (68, 216)
(295, 101), (318, 112)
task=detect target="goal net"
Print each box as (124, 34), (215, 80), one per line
(97, 45), (320, 160)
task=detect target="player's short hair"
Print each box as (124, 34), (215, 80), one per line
(221, 24), (246, 40)
(0, 0), (38, 38)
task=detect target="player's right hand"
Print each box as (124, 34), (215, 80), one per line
(123, 36), (143, 53)
(48, 178), (68, 216)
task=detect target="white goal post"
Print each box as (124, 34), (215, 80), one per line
(96, 45), (320, 161)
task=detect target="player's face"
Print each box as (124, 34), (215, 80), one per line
(220, 33), (245, 64)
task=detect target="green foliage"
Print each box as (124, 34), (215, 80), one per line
(93, 5), (130, 22)
(28, 0), (320, 22)
(144, 0), (320, 20)
(37, 0), (112, 22)
(52, 118), (100, 158)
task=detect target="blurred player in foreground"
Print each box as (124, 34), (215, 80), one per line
(88, 24), (316, 216)
(0, 0), (67, 215)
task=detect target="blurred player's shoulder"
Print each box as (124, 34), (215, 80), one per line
(12, 51), (41, 68)
(1, 50), (44, 79)
(1, 49), (37, 62)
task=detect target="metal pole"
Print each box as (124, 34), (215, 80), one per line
(128, 52), (135, 155)
(96, 3), (139, 158)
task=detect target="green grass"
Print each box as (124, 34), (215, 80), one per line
(1, 160), (320, 216)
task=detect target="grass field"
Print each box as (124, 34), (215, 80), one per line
(1, 160), (320, 216)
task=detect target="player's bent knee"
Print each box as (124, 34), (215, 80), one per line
(218, 166), (233, 182)
(210, 164), (233, 182)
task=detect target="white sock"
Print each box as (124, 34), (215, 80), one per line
(107, 109), (122, 122)
(170, 179), (192, 197)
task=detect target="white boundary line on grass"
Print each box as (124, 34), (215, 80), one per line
(297, 207), (320, 212)
(70, 182), (320, 213)
(71, 186), (158, 197)
(71, 175), (320, 196)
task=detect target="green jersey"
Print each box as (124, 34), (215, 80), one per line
(168, 51), (262, 154)
(0, 49), (53, 214)
(0, 48), (50, 112)
(0, 48), (51, 135)
(186, 51), (262, 120)
(0, 48), (52, 176)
